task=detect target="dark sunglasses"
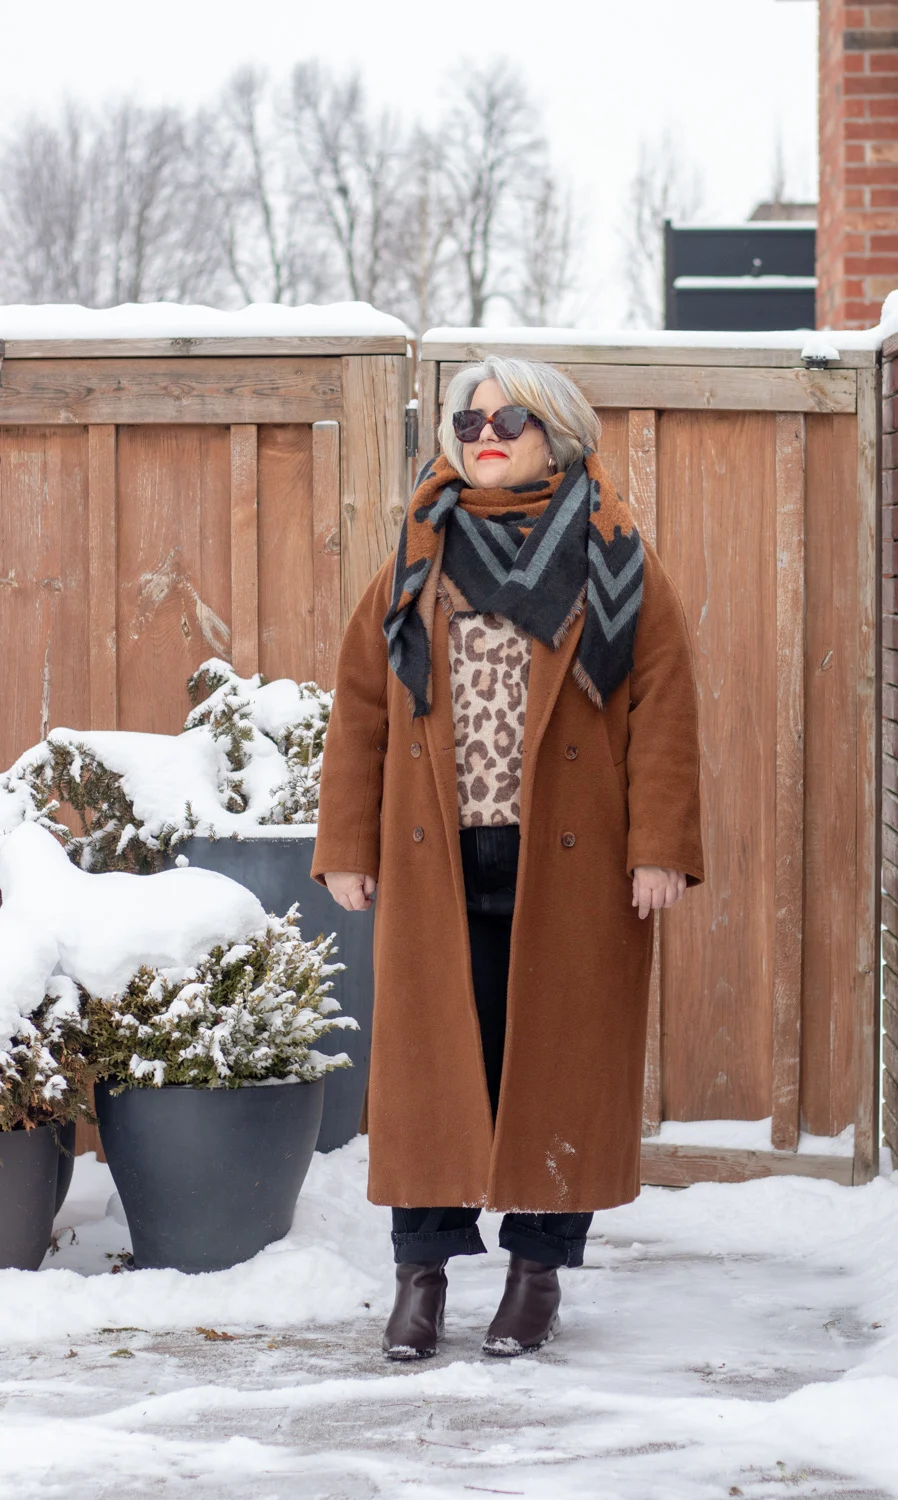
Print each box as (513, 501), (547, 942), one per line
(451, 405), (544, 444)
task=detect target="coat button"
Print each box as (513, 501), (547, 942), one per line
(561, 832), (576, 848)
(413, 826), (425, 842)
(564, 744), (578, 760)
(410, 741), (422, 757)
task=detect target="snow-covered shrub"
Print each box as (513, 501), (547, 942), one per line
(0, 978), (91, 1132)
(0, 659), (332, 874)
(85, 905), (354, 1091)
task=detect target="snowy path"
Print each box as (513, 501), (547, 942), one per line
(1, 1142), (897, 1499)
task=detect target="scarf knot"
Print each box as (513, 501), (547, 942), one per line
(384, 451), (644, 718)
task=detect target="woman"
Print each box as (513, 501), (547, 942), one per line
(312, 356), (703, 1360)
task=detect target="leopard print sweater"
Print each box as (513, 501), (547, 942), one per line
(445, 593), (532, 828)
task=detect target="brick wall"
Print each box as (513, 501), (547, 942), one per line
(883, 333), (898, 1159)
(817, 2), (898, 327)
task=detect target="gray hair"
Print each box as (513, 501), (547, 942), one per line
(437, 354), (602, 477)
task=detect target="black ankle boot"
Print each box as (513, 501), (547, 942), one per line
(482, 1255), (561, 1356)
(382, 1260), (448, 1360)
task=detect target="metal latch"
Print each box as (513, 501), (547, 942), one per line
(405, 400), (419, 459)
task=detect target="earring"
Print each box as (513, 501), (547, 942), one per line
(548, 455), (557, 473)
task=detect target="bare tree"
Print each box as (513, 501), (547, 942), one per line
(283, 63), (408, 310)
(507, 170), (578, 325)
(0, 101), (229, 305)
(217, 67), (334, 306)
(620, 132), (703, 329)
(439, 63), (543, 325)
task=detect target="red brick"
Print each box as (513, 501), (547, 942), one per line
(847, 97), (870, 115)
(846, 254), (898, 272)
(870, 97), (898, 114)
(886, 432), (898, 469)
(845, 73), (898, 93)
(846, 166), (898, 184)
(846, 299), (887, 319)
(846, 188), (868, 207)
(847, 143), (868, 163)
(871, 50), (898, 70)
(868, 6), (898, 25)
(846, 51), (868, 72)
(846, 6), (866, 22)
(872, 188), (898, 203)
(846, 279), (867, 297)
(873, 234), (898, 250)
(847, 119), (898, 138)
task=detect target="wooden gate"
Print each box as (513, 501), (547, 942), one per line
(419, 334), (881, 1187)
(0, 329), (410, 770)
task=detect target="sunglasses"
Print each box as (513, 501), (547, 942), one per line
(451, 405), (544, 444)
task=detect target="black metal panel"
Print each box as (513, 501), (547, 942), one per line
(673, 287), (817, 333)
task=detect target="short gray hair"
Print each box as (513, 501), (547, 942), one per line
(437, 354), (602, 477)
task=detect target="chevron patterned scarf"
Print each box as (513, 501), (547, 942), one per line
(384, 450), (644, 719)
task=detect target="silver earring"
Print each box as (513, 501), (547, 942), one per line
(548, 455), (557, 473)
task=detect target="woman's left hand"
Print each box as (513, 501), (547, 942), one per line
(632, 866), (686, 920)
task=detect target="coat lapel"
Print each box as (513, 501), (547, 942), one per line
(421, 598), (467, 904)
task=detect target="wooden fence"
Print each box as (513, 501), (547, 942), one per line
(420, 335), (881, 1187)
(0, 330), (410, 773)
(882, 331), (898, 1164)
(0, 323), (884, 1187)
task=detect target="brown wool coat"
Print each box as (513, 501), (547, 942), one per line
(311, 540), (704, 1212)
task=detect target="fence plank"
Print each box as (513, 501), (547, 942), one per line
(5, 336), (407, 359)
(772, 413), (806, 1151)
(418, 359), (439, 469)
(229, 425), (259, 678)
(627, 411), (662, 1135)
(257, 425), (315, 685)
(88, 425), (118, 729)
(640, 1141), (853, 1187)
(658, 411), (776, 1122)
(0, 358), (341, 425)
(437, 364), (858, 415)
(340, 354), (409, 623)
(854, 368), (882, 1184)
(422, 340), (877, 370)
(312, 422), (341, 688)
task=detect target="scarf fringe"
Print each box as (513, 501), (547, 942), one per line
(572, 657), (606, 708)
(551, 586), (587, 649)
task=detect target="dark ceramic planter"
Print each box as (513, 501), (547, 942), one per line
(95, 1077), (324, 1272)
(172, 834), (374, 1152)
(0, 1125), (59, 1270)
(53, 1120), (77, 1215)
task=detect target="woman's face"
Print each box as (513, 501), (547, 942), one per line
(460, 379), (554, 489)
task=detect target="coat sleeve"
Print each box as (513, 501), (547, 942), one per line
(310, 556), (394, 887)
(625, 541), (705, 886)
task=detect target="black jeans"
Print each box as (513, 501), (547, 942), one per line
(391, 823), (593, 1270)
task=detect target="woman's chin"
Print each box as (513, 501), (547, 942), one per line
(471, 459), (513, 486)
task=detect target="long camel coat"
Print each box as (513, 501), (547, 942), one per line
(311, 538), (704, 1212)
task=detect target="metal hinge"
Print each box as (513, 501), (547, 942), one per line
(405, 400), (419, 459)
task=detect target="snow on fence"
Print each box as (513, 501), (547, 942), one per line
(420, 326), (883, 1188)
(0, 303), (411, 764)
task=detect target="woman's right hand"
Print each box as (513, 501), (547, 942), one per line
(323, 872), (377, 911)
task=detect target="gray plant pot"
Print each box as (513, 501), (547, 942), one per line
(95, 1077), (324, 1273)
(54, 1120), (77, 1215)
(0, 1125), (59, 1270)
(170, 834), (374, 1152)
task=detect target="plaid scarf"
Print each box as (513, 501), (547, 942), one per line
(383, 450), (644, 718)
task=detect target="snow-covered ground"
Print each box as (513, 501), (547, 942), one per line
(1, 1142), (897, 1499)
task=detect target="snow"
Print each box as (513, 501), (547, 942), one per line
(0, 822), (266, 1048)
(0, 300), (411, 341)
(654, 1116), (855, 1156)
(0, 1142), (896, 1497)
(423, 288), (898, 352)
(673, 275), (819, 289)
(0, 665), (330, 845)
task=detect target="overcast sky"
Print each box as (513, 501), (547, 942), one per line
(2, 0), (818, 325)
